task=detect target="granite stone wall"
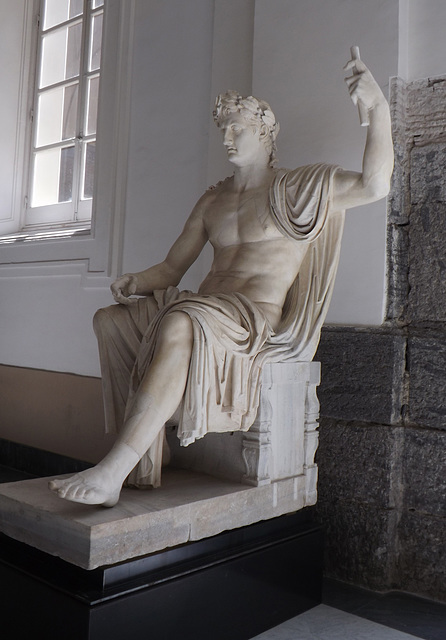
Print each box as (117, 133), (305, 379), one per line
(315, 76), (446, 602)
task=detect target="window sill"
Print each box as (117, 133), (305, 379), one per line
(0, 225), (91, 245)
(0, 222), (109, 275)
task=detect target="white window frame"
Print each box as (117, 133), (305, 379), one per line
(0, 0), (36, 238)
(26, 0), (103, 228)
(0, 0), (135, 279)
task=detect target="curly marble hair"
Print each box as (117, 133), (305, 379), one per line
(213, 90), (280, 167)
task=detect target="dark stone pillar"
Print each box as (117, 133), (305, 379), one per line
(314, 75), (446, 603)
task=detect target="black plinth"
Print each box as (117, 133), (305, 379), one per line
(0, 509), (323, 640)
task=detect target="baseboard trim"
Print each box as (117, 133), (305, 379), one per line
(0, 437), (91, 478)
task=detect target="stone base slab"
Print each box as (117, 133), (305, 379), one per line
(0, 468), (310, 570)
(0, 511), (323, 640)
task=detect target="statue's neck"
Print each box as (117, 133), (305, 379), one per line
(232, 164), (275, 192)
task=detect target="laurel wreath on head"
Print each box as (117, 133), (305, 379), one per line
(213, 91), (280, 141)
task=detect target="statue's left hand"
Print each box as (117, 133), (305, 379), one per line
(343, 56), (386, 113)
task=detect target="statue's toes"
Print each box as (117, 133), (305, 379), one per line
(71, 484), (87, 500)
(57, 484), (72, 499)
(49, 473), (118, 506)
(48, 478), (64, 491)
(49, 480), (72, 498)
(55, 477), (80, 499)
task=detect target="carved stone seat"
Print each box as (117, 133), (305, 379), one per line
(167, 361), (321, 507)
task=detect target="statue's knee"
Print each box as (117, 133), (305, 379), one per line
(93, 308), (106, 333)
(159, 311), (193, 345)
(93, 306), (117, 336)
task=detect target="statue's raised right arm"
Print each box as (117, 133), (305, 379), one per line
(332, 53), (394, 211)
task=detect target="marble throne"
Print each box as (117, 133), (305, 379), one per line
(167, 360), (321, 508)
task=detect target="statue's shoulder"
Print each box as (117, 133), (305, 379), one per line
(207, 175), (232, 192)
(193, 176), (231, 217)
(271, 166), (313, 185)
(273, 163), (340, 188)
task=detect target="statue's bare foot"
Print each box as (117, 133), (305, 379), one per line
(48, 467), (122, 508)
(49, 442), (140, 507)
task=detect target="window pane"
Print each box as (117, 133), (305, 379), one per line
(82, 141), (96, 199)
(69, 0), (84, 20)
(62, 84), (79, 139)
(31, 145), (75, 207)
(89, 12), (103, 71)
(66, 21), (82, 78)
(43, 0), (70, 30)
(93, 0), (104, 8)
(86, 76), (99, 135)
(59, 146), (75, 202)
(43, 0), (83, 30)
(36, 84), (78, 147)
(40, 22), (82, 88)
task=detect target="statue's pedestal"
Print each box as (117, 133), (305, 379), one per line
(0, 470), (323, 639)
(0, 468), (313, 569)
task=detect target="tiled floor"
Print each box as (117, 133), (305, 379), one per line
(251, 605), (423, 639)
(252, 580), (446, 640)
(321, 580), (446, 640)
(1, 465), (445, 640)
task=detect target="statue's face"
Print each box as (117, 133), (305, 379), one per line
(220, 113), (267, 167)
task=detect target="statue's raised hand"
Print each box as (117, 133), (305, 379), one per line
(111, 273), (139, 305)
(344, 54), (385, 116)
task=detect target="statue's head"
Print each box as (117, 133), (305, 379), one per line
(213, 91), (280, 167)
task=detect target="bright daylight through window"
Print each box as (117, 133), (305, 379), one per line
(27, 0), (104, 228)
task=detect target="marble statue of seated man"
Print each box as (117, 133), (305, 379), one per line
(49, 50), (393, 507)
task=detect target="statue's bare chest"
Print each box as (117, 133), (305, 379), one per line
(205, 188), (282, 248)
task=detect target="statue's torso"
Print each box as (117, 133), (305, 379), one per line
(198, 177), (307, 330)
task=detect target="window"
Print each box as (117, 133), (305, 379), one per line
(26, 0), (104, 227)
(0, 0), (132, 272)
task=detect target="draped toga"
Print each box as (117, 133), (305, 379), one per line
(95, 163), (345, 488)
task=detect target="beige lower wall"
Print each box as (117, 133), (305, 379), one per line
(0, 365), (115, 463)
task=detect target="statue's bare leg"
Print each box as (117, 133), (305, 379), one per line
(49, 311), (193, 506)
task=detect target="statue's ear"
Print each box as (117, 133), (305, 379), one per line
(259, 123), (269, 141)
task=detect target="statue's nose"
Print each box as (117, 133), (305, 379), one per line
(223, 130), (233, 146)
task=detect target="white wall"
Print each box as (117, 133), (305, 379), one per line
(399, 0), (446, 81)
(0, 270), (112, 376)
(121, 0), (214, 291)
